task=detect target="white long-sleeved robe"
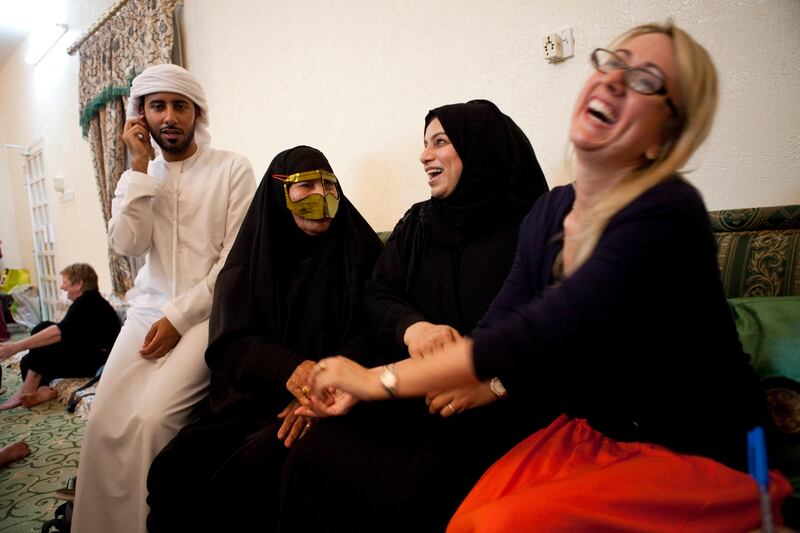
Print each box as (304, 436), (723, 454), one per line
(72, 145), (255, 533)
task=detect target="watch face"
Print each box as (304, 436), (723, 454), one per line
(381, 368), (398, 389)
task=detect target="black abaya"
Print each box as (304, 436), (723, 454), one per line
(279, 101), (552, 532)
(146, 146), (382, 532)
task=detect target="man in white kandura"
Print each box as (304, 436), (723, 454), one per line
(72, 64), (256, 533)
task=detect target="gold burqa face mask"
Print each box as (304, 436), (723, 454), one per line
(273, 170), (340, 220)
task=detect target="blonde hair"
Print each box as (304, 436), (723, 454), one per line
(60, 263), (98, 292)
(567, 22), (718, 274)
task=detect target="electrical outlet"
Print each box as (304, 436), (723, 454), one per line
(544, 28), (574, 63)
(544, 33), (563, 62)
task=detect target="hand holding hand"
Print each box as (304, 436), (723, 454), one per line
(296, 388), (359, 418)
(403, 321), (461, 359)
(122, 117), (155, 172)
(286, 360), (318, 406)
(277, 399), (312, 448)
(308, 356), (384, 402)
(140, 317), (181, 359)
(426, 381), (497, 417)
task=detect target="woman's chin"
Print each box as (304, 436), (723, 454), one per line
(293, 215), (332, 236)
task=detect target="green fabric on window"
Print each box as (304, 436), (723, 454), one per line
(729, 296), (800, 380)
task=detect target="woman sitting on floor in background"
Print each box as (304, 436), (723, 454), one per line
(146, 145), (382, 532)
(0, 263), (120, 410)
(306, 23), (792, 531)
(280, 100), (549, 532)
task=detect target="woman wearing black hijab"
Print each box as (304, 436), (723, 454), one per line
(146, 146), (382, 532)
(279, 100), (550, 532)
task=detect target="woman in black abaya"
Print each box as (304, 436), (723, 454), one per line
(279, 100), (551, 532)
(146, 146), (382, 532)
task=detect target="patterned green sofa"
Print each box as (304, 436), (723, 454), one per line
(712, 205), (800, 297)
(710, 204), (800, 525)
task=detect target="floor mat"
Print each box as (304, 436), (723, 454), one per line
(0, 366), (83, 532)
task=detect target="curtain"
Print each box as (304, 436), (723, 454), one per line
(75, 0), (182, 294)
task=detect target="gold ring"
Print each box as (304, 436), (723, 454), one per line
(446, 402), (457, 414)
(301, 385), (311, 396)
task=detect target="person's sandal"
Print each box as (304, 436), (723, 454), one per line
(54, 476), (76, 502)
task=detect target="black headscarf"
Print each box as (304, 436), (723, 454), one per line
(205, 146), (382, 413)
(425, 99), (548, 245)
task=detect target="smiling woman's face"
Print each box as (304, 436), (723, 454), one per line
(569, 32), (678, 169)
(60, 274), (83, 301)
(419, 118), (463, 199)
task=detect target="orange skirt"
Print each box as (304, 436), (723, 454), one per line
(448, 415), (791, 532)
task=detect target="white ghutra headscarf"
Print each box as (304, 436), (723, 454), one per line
(126, 63), (211, 146)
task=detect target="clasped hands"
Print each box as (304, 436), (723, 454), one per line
(403, 321), (459, 359)
(295, 322), (498, 418)
(278, 360), (359, 448)
(406, 322), (498, 416)
(405, 322), (498, 416)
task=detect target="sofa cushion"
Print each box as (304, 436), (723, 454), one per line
(729, 296), (800, 381)
(728, 296), (800, 522)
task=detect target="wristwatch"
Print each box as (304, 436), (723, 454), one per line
(490, 377), (508, 399)
(380, 363), (398, 398)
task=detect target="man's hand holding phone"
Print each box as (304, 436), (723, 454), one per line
(123, 116), (155, 173)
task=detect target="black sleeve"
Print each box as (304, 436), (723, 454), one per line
(209, 335), (307, 394)
(364, 205), (427, 349)
(57, 295), (92, 346)
(471, 181), (706, 382)
(206, 262), (310, 396)
(475, 213), (540, 330)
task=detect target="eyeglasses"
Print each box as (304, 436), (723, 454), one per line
(590, 48), (678, 118)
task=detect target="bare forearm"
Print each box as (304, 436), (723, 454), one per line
(10, 325), (61, 355)
(385, 338), (479, 397)
(309, 338), (480, 403)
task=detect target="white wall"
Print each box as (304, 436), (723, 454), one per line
(0, 119), (23, 272)
(0, 0), (115, 291)
(183, 0), (800, 231)
(0, 0), (798, 290)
